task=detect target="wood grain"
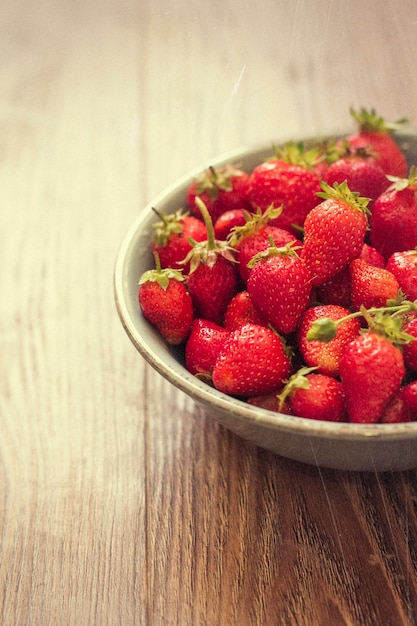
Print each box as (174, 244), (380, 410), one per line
(1, 0), (417, 624)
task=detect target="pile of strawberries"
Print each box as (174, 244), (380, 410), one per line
(138, 108), (417, 424)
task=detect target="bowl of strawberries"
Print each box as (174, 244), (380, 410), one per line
(114, 108), (417, 471)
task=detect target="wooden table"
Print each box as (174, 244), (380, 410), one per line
(2, 1), (417, 624)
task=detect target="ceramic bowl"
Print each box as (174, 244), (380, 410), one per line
(114, 132), (417, 472)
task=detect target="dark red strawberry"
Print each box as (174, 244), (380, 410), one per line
(349, 258), (400, 310)
(247, 241), (312, 335)
(402, 316), (417, 372)
(301, 181), (369, 286)
(185, 198), (238, 324)
(370, 168), (417, 261)
(359, 243), (385, 268)
(212, 323), (291, 397)
(214, 208), (248, 240)
(380, 385), (417, 423)
(248, 141), (322, 234)
(138, 254), (193, 345)
(223, 290), (267, 331)
(187, 164), (251, 223)
(151, 208), (207, 273)
(278, 367), (346, 422)
(345, 107), (408, 178)
(297, 304), (361, 377)
(315, 267), (352, 308)
(386, 248), (417, 301)
(185, 318), (230, 378)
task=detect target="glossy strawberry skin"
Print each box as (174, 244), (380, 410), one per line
(297, 304), (361, 377)
(345, 131), (407, 178)
(247, 253), (312, 335)
(402, 317), (417, 372)
(212, 323), (291, 397)
(214, 209), (248, 240)
(186, 256), (238, 325)
(290, 373), (346, 422)
(223, 290), (267, 331)
(151, 213), (207, 273)
(370, 186), (417, 261)
(248, 159), (322, 234)
(349, 258), (400, 310)
(138, 279), (193, 345)
(185, 319), (230, 377)
(301, 198), (368, 286)
(325, 155), (389, 205)
(339, 332), (406, 424)
(386, 249), (417, 301)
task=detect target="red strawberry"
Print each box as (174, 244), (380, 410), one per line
(297, 304), (361, 376)
(370, 168), (417, 261)
(386, 248), (417, 301)
(138, 255), (193, 345)
(223, 290), (267, 331)
(339, 330), (406, 423)
(151, 208), (207, 273)
(380, 385), (417, 423)
(185, 319), (230, 378)
(359, 243), (385, 268)
(247, 242), (312, 335)
(349, 258), (400, 310)
(214, 208), (248, 240)
(301, 181), (369, 286)
(345, 107), (408, 178)
(278, 367), (346, 422)
(212, 323), (291, 397)
(401, 380), (417, 416)
(315, 267), (352, 308)
(247, 391), (289, 413)
(248, 142), (322, 234)
(187, 164), (251, 223)
(185, 198), (239, 324)
(401, 316), (417, 372)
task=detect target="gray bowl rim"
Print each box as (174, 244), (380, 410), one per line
(114, 131), (417, 444)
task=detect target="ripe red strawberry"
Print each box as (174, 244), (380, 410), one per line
(223, 290), (267, 331)
(401, 380), (417, 416)
(214, 208), (248, 240)
(401, 316), (417, 372)
(247, 242), (312, 335)
(185, 318), (230, 378)
(370, 168), (417, 261)
(359, 243), (385, 268)
(315, 267), (352, 308)
(339, 330), (406, 423)
(386, 248), (417, 301)
(228, 205), (300, 284)
(151, 208), (207, 272)
(187, 164), (251, 223)
(278, 367), (346, 422)
(212, 323), (291, 397)
(248, 142), (322, 234)
(349, 258), (400, 310)
(185, 198), (238, 324)
(138, 255), (193, 345)
(247, 391), (289, 413)
(380, 385), (417, 423)
(301, 181), (369, 286)
(297, 304), (361, 376)
(345, 107), (408, 178)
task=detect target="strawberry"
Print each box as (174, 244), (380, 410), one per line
(248, 141), (322, 234)
(246, 241), (312, 335)
(380, 385), (417, 423)
(212, 323), (291, 397)
(223, 290), (267, 331)
(339, 330), (406, 423)
(247, 391), (289, 413)
(386, 248), (417, 301)
(359, 243), (385, 268)
(278, 367), (346, 422)
(370, 168), (417, 261)
(297, 304), (361, 376)
(185, 198), (239, 324)
(214, 208), (248, 240)
(185, 318), (230, 378)
(401, 316), (417, 372)
(349, 258), (400, 310)
(315, 267), (352, 308)
(138, 254), (193, 345)
(301, 181), (369, 286)
(187, 164), (251, 223)
(345, 107), (408, 178)
(401, 380), (417, 416)
(151, 208), (207, 273)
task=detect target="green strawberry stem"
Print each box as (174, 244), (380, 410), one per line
(350, 107), (408, 134)
(247, 237), (302, 268)
(138, 251), (185, 290)
(307, 300), (417, 344)
(316, 180), (371, 215)
(195, 196), (216, 251)
(277, 366), (318, 412)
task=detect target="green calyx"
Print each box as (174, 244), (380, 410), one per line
(277, 366), (318, 412)
(386, 165), (417, 192)
(307, 298), (417, 345)
(139, 252), (185, 290)
(194, 165), (237, 200)
(316, 180), (371, 215)
(350, 107), (408, 134)
(247, 239), (302, 269)
(182, 197), (236, 272)
(151, 207), (187, 247)
(227, 204), (283, 247)
(273, 140), (323, 169)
